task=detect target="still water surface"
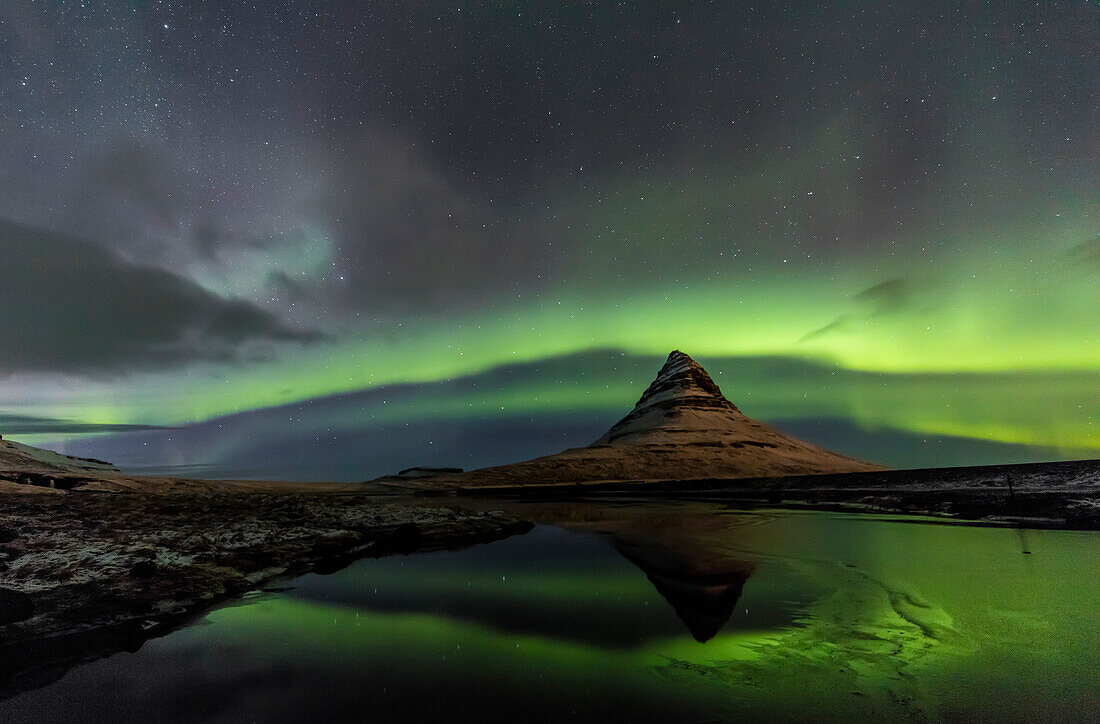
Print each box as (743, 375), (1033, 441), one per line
(2, 502), (1098, 722)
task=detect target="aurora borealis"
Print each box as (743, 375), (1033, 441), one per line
(1, 2), (1096, 478)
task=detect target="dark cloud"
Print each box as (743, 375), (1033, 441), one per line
(192, 223), (226, 259)
(801, 278), (912, 342)
(767, 417), (1075, 471)
(798, 317), (849, 344)
(61, 140), (196, 264)
(0, 219), (322, 375)
(2, 2), (1095, 320)
(1067, 236), (1100, 270)
(0, 415), (167, 435)
(78, 141), (179, 223)
(322, 130), (554, 312)
(854, 279), (911, 314)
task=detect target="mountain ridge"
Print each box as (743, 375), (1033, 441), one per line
(0, 436), (118, 477)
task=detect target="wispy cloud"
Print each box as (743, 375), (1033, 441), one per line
(0, 219), (324, 375)
(800, 278), (912, 342)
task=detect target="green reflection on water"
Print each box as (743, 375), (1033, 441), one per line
(194, 510), (1099, 721)
(2, 508), (1095, 723)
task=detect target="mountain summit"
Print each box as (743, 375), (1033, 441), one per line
(594, 350), (742, 445)
(394, 351), (883, 487)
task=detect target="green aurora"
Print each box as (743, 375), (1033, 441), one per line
(1, 1), (1096, 469)
(9, 216), (1098, 461)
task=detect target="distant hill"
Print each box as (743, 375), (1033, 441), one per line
(0, 436), (118, 476)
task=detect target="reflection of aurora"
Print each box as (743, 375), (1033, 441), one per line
(194, 568), (948, 719)
(187, 511), (1100, 720)
(9, 509), (1094, 722)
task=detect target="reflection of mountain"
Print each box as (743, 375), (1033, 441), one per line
(489, 500), (762, 642)
(612, 539), (754, 642)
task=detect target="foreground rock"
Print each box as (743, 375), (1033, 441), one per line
(382, 350), (882, 489)
(0, 485), (531, 697)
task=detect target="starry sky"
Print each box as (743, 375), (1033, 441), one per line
(1, 1), (1097, 479)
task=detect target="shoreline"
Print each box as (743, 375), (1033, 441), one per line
(400, 457), (1100, 530)
(0, 483), (530, 699)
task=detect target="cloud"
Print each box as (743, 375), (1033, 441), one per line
(798, 316), (850, 343)
(51, 133), (551, 319)
(63, 140), (190, 263)
(0, 414), (167, 435)
(79, 141), (179, 224)
(50, 350), (1098, 480)
(800, 278), (912, 342)
(853, 278), (910, 313)
(320, 130), (554, 312)
(1066, 236), (1100, 270)
(0, 218), (323, 375)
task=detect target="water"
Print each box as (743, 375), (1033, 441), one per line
(2, 502), (1098, 722)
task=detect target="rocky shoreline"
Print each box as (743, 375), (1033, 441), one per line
(2, 452), (1096, 701)
(0, 486), (531, 698)
(444, 458), (1100, 529)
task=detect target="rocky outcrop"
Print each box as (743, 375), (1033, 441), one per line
(397, 467), (464, 479)
(397, 350), (883, 488)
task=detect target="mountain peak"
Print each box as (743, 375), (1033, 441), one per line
(594, 351), (740, 444)
(636, 350), (738, 411)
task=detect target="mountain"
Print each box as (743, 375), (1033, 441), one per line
(395, 350), (883, 487)
(0, 435), (118, 477)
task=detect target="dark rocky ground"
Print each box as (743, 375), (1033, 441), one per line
(0, 487), (531, 699)
(447, 458), (1100, 529)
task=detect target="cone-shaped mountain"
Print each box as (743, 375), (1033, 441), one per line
(394, 350), (883, 487)
(595, 349), (749, 445)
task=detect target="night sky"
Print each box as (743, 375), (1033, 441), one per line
(1, 2), (1097, 479)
